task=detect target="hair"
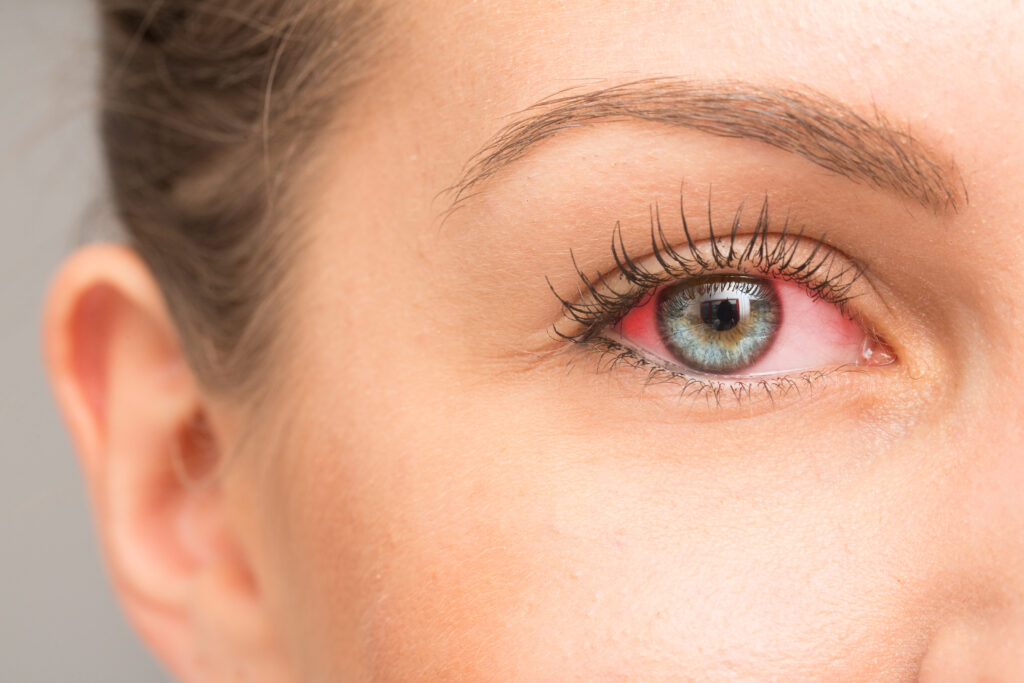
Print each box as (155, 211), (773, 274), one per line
(97, 0), (381, 391)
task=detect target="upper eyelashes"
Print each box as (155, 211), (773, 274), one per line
(549, 192), (864, 344)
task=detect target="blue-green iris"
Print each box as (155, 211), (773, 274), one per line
(657, 275), (781, 374)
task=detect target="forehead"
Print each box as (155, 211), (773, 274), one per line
(364, 1), (1020, 205)
(400, 0), (1015, 94)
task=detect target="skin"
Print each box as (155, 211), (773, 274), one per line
(45, 1), (1024, 680)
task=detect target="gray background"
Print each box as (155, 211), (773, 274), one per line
(1, 1), (168, 680)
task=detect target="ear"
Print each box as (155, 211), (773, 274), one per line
(43, 245), (294, 682)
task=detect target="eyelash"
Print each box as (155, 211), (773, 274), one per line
(547, 194), (871, 405)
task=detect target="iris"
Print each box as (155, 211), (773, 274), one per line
(657, 275), (781, 374)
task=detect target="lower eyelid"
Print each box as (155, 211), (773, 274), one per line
(580, 336), (864, 415)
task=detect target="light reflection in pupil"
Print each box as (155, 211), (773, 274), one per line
(701, 299), (740, 331)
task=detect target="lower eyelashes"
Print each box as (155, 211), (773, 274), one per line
(655, 276), (781, 374)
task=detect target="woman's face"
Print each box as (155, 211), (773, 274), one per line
(224, 1), (1024, 679)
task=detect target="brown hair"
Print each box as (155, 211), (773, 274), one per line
(98, 0), (380, 391)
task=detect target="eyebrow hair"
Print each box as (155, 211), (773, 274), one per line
(447, 78), (966, 215)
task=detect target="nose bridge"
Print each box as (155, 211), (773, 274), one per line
(921, 334), (1024, 678)
(955, 365), (1024, 582)
(912, 266), (1024, 673)
(916, 416), (1024, 679)
(983, 372), (1024, 442)
(960, 271), (1024, 444)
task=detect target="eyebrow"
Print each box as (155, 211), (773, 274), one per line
(447, 78), (966, 215)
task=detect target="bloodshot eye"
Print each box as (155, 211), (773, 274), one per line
(614, 274), (890, 377)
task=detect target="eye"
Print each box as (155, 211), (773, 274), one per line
(612, 273), (879, 378)
(548, 197), (899, 403)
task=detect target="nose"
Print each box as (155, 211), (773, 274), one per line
(918, 610), (1024, 681)
(908, 341), (1024, 682)
(914, 364), (1024, 681)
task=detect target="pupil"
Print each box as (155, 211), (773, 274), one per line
(702, 299), (740, 331)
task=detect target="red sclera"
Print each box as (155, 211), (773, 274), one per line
(613, 280), (867, 377)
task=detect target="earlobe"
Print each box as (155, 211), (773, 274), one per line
(43, 245), (293, 682)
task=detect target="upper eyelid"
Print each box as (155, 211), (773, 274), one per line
(549, 194), (867, 341)
(553, 246), (861, 338)
(561, 194), (864, 307)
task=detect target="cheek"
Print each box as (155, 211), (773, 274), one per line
(349, 447), (926, 681)
(268, 397), (924, 681)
